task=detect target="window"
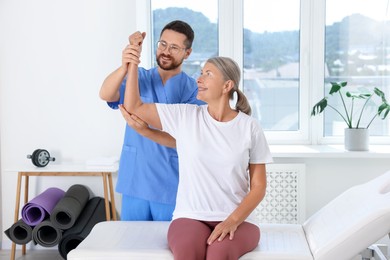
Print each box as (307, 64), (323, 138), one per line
(151, 0), (218, 78)
(243, 0), (301, 132)
(324, 0), (390, 139)
(139, 0), (390, 144)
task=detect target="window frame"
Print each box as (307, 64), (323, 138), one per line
(136, 0), (390, 145)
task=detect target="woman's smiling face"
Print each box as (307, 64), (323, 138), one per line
(196, 62), (226, 102)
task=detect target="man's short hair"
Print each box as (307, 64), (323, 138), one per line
(160, 20), (194, 49)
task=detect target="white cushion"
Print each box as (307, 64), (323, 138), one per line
(68, 221), (313, 260)
(242, 224), (313, 260)
(303, 170), (390, 260)
(67, 221), (172, 260)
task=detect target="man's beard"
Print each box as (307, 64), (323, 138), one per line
(156, 54), (184, 71)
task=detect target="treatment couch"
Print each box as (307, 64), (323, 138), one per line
(68, 170), (390, 260)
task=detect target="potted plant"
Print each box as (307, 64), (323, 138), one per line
(311, 81), (390, 151)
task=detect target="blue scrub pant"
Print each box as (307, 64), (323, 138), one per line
(120, 195), (175, 221)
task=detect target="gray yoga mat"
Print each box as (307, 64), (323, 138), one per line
(50, 184), (90, 230)
(21, 187), (65, 226)
(32, 219), (62, 247)
(58, 197), (108, 259)
(4, 219), (33, 245)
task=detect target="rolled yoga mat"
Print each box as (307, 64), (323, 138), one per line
(50, 184), (90, 230)
(32, 219), (62, 247)
(4, 219), (33, 245)
(21, 187), (65, 226)
(58, 197), (108, 259)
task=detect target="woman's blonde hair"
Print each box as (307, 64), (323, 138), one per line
(206, 57), (252, 115)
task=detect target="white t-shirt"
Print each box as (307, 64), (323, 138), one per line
(156, 104), (273, 224)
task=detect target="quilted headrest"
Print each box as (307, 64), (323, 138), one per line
(303, 170), (390, 260)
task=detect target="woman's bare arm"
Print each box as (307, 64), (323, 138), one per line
(207, 164), (267, 244)
(122, 36), (162, 130)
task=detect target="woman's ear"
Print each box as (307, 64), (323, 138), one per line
(223, 80), (234, 94)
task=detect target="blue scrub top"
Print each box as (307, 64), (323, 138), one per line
(108, 67), (204, 205)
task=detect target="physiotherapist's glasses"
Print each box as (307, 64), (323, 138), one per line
(157, 41), (186, 54)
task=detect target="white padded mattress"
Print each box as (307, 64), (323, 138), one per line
(68, 221), (313, 260)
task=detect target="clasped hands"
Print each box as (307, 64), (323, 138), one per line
(121, 31), (146, 69)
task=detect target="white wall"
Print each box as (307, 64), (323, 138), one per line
(0, 0), (138, 249)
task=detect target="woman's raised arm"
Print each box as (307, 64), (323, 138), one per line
(122, 34), (162, 130)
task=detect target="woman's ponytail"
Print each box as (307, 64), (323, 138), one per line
(235, 89), (251, 115)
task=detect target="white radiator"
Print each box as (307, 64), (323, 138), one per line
(253, 164), (306, 224)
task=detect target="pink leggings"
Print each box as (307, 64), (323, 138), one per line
(167, 218), (260, 260)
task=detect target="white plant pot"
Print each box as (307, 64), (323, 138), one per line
(344, 128), (369, 151)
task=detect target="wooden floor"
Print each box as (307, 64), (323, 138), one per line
(0, 250), (63, 260)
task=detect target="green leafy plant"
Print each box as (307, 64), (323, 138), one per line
(311, 81), (390, 129)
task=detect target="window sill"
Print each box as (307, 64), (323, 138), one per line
(270, 145), (390, 158)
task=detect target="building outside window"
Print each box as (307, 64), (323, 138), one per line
(243, 0), (300, 132)
(324, 0), (390, 138)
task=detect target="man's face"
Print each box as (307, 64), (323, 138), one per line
(156, 29), (191, 71)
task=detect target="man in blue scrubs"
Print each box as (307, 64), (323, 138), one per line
(99, 20), (203, 220)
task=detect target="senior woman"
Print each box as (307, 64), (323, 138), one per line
(119, 31), (273, 260)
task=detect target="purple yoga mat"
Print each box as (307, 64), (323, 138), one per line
(21, 187), (65, 226)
